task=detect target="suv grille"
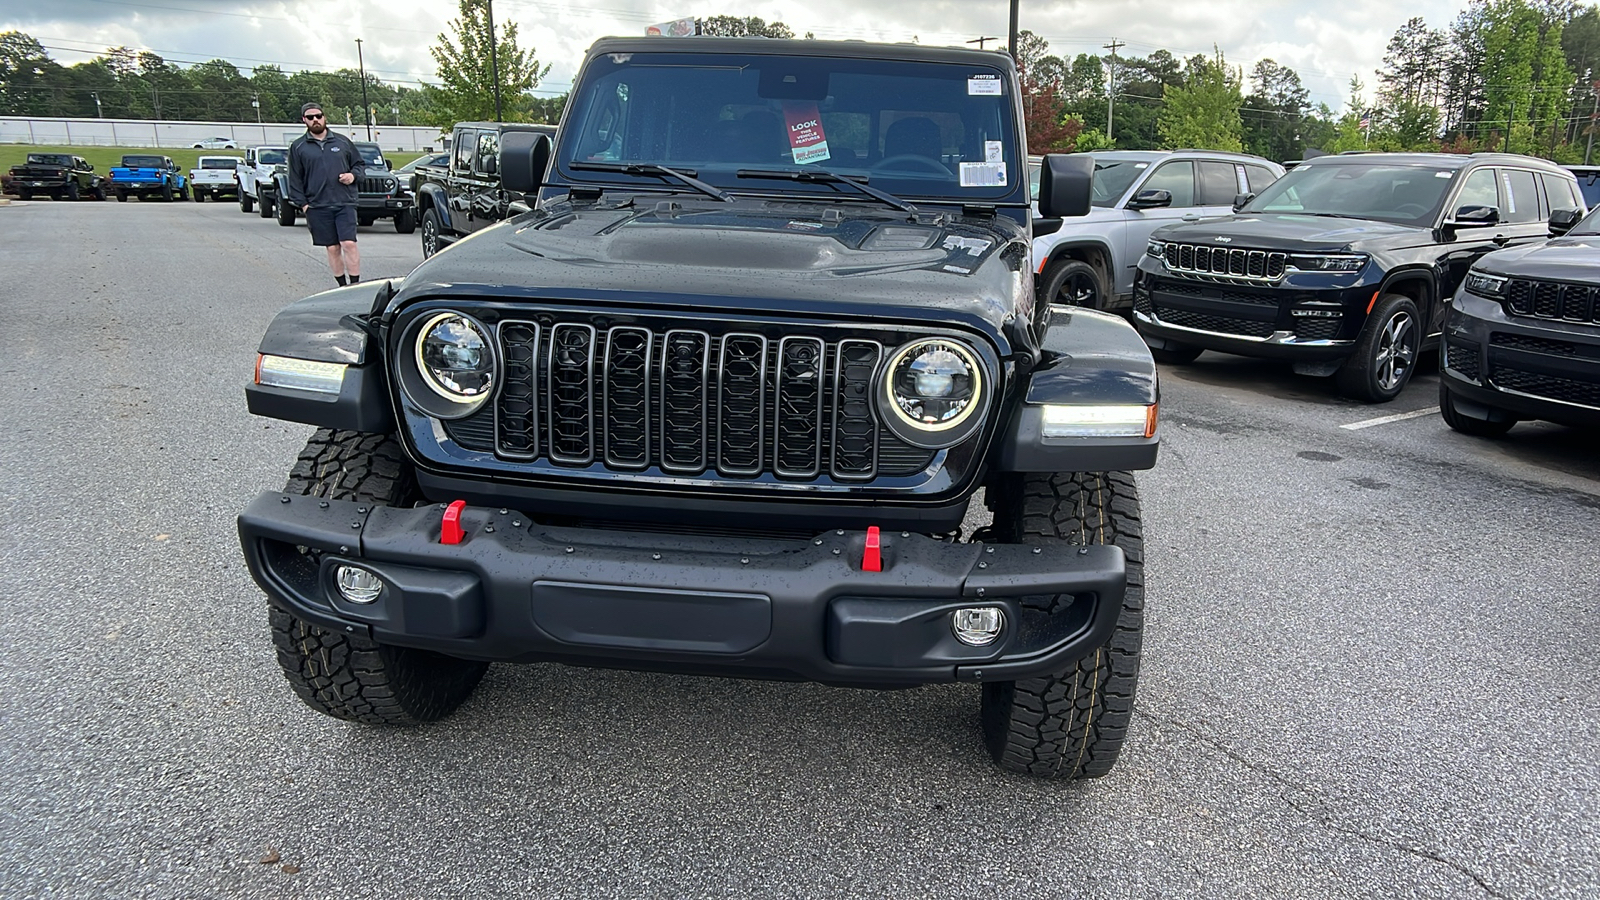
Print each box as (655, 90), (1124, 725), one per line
(359, 175), (396, 196)
(1164, 243), (1286, 283)
(1490, 366), (1600, 407)
(481, 319), (940, 481)
(1445, 340), (1481, 381)
(1504, 279), (1599, 325)
(1157, 307), (1276, 338)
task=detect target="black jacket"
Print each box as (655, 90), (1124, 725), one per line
(287, 130), (364, 209)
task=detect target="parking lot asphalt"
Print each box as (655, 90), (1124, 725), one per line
(0, 199), (1596, 899)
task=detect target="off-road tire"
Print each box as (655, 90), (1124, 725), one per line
(394, 207), (417, 234)
(1041, 259), (1106, 309)
(18, 188), (31, 201)
(116, 189), (126, 202)
(259, 195), (274, 218)
(240, 191), (253, 213)
(277, 198), (297, 227)
(980, 471), (1145, 779)
(269, 429), (489, 726)
(1439, 380), (1516, 437)
(64, 181), (80, 201)
(1148, 342), (1204, 365)
(160, 183), (173, 202)
(421, 207), (442, 258)
(93, 182), (107, 201)
(1336, 294), (1421, 402)
(358, 213), (376, 227)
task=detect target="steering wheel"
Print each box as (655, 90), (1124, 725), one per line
(1393, 203), (1429, 218)
(872, 154), (955, 176)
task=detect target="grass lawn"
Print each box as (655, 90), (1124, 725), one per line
(2, 145), (235, 175)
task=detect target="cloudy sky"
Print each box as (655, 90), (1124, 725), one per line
(4, 0), (1475, 112)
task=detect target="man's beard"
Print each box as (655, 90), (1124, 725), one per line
(309, 120), (327, 135)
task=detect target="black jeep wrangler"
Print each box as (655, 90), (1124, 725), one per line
(266, 141), (416, 232)
(1134, 152), (1583, 401)
(238, 38), (1159, 779)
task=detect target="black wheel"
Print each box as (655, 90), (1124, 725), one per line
(277, 198), (297, 227)
(179, 185), (189, 201)
(65, 181), (80, 200)
(358, 214), (376, 227)
(17, 188), (31, 201)
(1041, 259), (1106, 309)
(93, 182), (107, 201)
(269, 429), (489, 725)
(1148, 342), (1204, 365)
(259, 195), (274, 218)
(980, 471), (1145, 779)
(115, 190), (126, 202)
(394, 207), (417, 234)
(1336, 294), (1421, 402)
(421, 207), (442, 258)
(1439, 380), (1516, 437)
(161, 183), (174, 202)
(240, 191), (253, 213)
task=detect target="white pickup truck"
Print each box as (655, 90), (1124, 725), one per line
(236, 146), (288, 216)
(189, 155), (242, 202)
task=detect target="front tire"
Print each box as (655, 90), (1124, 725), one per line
(115, 190), (126, 202)
(259, 195), (274, 218)
(1336, 294), (1421, 402)
(421, 207), (442, 258)
(1041, 259), (1106, 309)
(277, 198), (297, 227)
(1148, 342), (1204, 365)
(1440, 380), (1516, 437)
(394, 207), (417, 234)
(269, 429), (489, 726)
(980, 471), (1145, 779)
(17, 188), (31, 201)
(65, 181), (80, 201)
(240, 191), (253, 213)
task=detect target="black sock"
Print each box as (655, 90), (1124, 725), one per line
(348, 274), (360, 284)
(335, 274), (348, 286)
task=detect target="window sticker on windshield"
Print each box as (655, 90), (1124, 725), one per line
(959, 162), (1007, 187)
(968, 74), (1002, 96)
(782, 101), (831, 165)
(984, 141), (1004, 163)
(1435, 171), (1453, 177)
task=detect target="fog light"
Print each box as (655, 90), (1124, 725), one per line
(335, 565), (383, 604)
(952, 606), (1004, 646)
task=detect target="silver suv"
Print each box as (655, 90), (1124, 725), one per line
(1031, 150), (1284, 310)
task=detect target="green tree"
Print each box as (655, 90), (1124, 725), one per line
(697, 16), (794, 38)
(1158, 48), (1244, 150)
(1243, 59), (1309, 162)
(429, 0), (551, 127)
(0, 31), (67, 116)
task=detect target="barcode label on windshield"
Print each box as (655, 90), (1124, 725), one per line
(959, 162), (1007, 187)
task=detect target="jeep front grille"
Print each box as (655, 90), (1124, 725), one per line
(1504, 278), (1599, 325)
(485, 320), (937, 481)
(358, 176), (396, 196)
(1164, 243), (1286, 284)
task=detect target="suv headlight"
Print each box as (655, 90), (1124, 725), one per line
(1286, 253), (1367, 272)
(877, 338), (988, 449)
(1463, 270), (1508, 299)
(398, 311), (495, 418)
(1147, 239), (1166, 258)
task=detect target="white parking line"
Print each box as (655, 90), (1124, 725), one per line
(1340, 408), (1438, 430)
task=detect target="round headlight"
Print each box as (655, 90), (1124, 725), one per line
(879, 338), (987, 449)
(415, 312), (493, 402)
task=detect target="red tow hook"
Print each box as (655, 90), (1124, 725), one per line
(441, 499), (467, 545)
(862, 525), (882, 572)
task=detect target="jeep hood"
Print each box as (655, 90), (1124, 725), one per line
(1153, 213), (1431, 252)
(397, 200), (1031, 340)
(1475, 236), (1600, 281)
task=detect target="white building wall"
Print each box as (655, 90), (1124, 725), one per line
(0, 117), (448, 152)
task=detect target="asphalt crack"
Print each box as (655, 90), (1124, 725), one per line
(1134, 706), (1510, 899)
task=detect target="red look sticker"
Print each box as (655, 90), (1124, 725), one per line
(782, 101), (831, 165)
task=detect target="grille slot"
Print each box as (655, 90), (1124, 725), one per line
(717, 333), (768, 476)
(660, 330), (709, 473)
(832, 340), (883, 479)
(1158, 307), (1276, 338)
(497, 322), (541, 458)
(603, 326), (652, 469)
(1505, 278), (1600, 325)
(1490, 332), (1580, 358)
(775, 337), (825, 478)
(547, 323), (596, 465)
(1490, 366), (1600, 406)
(1293, 318), (1340, 341)
(1445, 340), (1481, 381)
(1163, 243), (1286, 283)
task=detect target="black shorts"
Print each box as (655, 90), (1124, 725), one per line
(307, 205), (357, 246)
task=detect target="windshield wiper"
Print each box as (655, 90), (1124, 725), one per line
(735, 167), (918, 213)
(569, 161), (734, 202)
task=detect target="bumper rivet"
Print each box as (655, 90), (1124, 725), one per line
(512, 521), (522, 527)
(652, 553), (661, 560)
(740, 558), (749, 564)
(832, 548), (841, 555)
(500, 508), (509, 515)
(351, 522), (361, 529)
(814, 539), (823, 545)
(485, 526), (495, 533)
(280, 496), (291, 503)
(1079, 547), (1089, 555)
(836, 530), (845, 536)
(565, 547), (574, 554)
(976, 587), (986, 596)
(901, 532), (910, 538)
(345, 626), (354, 633)
(978, 561), (988, 569)
(340, 546), (349, 553)
(357, 507), (368, 514)
(318, 501), (329, 509)
(1033, 547), (1042, 554)
(985, 546), (994, 554)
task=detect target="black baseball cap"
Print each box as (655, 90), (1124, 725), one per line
(301, 102), (324, 116)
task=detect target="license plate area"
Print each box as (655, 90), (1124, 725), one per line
(531, 580), (771, 654)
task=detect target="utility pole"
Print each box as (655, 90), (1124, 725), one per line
(91, 91), (102, 118)
(1586, 80), (1598, 166)
(1104, 38), (1124, 141)
(967, 36), (998, 51)
(1506, 94), (1515, 154)
(487, 0), (503, 122)
(355, 39), (372, 140)
(1007, 0), (1018, 62)
(251, 93), (261, 123)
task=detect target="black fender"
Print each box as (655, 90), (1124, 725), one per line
(1037, 238), (1118, 277)
(996, 307), (1160, 473)
(417, 182), (455, 234)
(245, 282), (397, 434)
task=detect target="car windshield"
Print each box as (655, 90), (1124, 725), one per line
(27, 154), (73, 166)
(1088, 156), (1152, 207)
(559, 51), (1020, 202)
(354, 145), (386, 166)
(200, 158), (237, 169)
(1567, 205), (1600, 236)
(122, 155), (165, 168)
(1572, 170), (1600, 207)
(1243, 162), (1455, 226)
(257, 149), (286, 166)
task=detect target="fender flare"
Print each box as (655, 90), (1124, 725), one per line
(417, 183), (455, 233)
(246, 282), (397, 434)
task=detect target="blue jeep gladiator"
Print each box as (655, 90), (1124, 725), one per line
(109, 154), (189, 202)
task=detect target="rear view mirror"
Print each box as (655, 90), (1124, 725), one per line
(1548, 207), (1582, 236)
(1126, 189), (1172, 210)
(1038, 154), (1093, 219)
(1451, 205), (1499, 227)
(500, 132), (552, 195)
(1232, 192), (1254, 212)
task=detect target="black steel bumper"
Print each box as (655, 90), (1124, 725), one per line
(1441, 292), (1600, 428)
(238, 492), (1127, 687)
(357, 196), (413, 216)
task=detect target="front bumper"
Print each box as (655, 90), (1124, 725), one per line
(1440, 291), (1600, 427)
(238, 492), (1126, 687)
(1131, 266), (1369, 360)
(357, 196), (413, 215)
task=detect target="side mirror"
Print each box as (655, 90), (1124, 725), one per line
(1232, 192), (1254, 212)
(86, 164), (94, 172)
(1037, 153), (1093, 219)
(1450, 205), (1499, 227)
(1548, 207), (1583, 236)
(483, 155), (498, 176)
(1126, 189), (1173, 210)
(385, 159), (393, 170)
(500, 132), (552, 195)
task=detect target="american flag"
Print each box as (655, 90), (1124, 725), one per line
(1359, 114), (1371, 129)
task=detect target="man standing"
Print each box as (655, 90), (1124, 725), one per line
(287, 102), (364, 286)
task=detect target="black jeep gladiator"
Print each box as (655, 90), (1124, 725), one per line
(414, 122), (557, 257)
(239, 37), (1159, 779)
(8, 153), (105, 201)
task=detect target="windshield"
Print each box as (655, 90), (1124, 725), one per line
(200, 158), (237, 169)
(354, 145), (386, 166)
(122, 155), (164, 168)
(1568, 205), (1600, 236)
(1089, 157), (1152, 207)
(1244, 163), (1454, 226)
(257, 149), (286, 166)
(27, 154), (73, 166)
(559, 51), (1020, 202)
(1573, 170), (1600, 207)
